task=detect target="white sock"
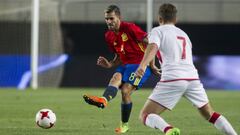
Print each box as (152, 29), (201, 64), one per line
(145, 113), (172, 133)
(209, 112), (238, 135)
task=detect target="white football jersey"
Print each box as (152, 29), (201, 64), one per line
(148, 24), (199, 81)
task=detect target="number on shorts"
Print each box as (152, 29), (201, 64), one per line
(129, 72), (141, 86)
(129, 73), (135, 81)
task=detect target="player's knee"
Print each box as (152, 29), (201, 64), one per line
(121, 89), (131, 98)
(109, 73), (122, 86)
(112, 73), (122, 81)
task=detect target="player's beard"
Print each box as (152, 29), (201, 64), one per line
(107, 24), (114, 30)
(107, 22), (120, 32)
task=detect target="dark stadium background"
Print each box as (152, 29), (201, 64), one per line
(60, 23), (240, 88)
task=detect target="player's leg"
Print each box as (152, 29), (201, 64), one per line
(199, 103), (238, 135)
(139, 99), (180, 135)
(185, 80), (237, 135)
(139, 81), (187, 135)
(121, 83), (135, 124)
(102, 72), (122, 101)
(115, 83), (136, 133)
(115, 64), (151, 133)
(83, 72), (122, 108)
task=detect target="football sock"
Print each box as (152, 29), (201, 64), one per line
(209, 112), (237, 135)
(102, 86), (118, 101)
(121, 102), (132, 123)
(145, 113), (173, 133)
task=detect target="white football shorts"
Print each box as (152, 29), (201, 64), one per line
(148, 80), (209, 110)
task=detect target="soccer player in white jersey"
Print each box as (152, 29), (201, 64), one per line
(135, 3), (238, 135)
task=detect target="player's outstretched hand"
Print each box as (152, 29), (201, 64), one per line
(97, 56), (112, 68)
(135, 66), (146, 79)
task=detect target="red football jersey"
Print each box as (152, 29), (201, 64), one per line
(105, 21), (147, 65)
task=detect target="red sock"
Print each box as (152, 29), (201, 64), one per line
(209, 112), (220, 124)
(164, 126), (173, 133)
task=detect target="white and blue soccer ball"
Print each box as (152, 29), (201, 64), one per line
(35, 108), (56, 129)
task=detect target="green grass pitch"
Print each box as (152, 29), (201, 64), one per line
(0, 88), (239, 135)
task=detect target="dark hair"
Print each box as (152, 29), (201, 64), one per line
(104, 5), (121, 16)
(159, 3), (177, 22)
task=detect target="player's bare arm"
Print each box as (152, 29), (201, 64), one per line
(97, 54), (121, 68)
(142, 37), (161, 76)
(135, 43), (159, 78)
(109, 53), (121, 67)
(96, 56), (112, 68)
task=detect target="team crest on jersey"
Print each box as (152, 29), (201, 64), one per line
(121, 33), (128, 42)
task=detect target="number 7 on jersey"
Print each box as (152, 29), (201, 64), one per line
(177, 36), (186, 59)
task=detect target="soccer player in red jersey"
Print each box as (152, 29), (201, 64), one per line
(83, 5), (160, 133)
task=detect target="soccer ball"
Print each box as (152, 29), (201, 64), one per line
(35, 108), (56, 129)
